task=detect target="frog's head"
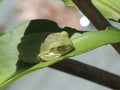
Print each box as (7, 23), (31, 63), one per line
(38, 31), (74, 61)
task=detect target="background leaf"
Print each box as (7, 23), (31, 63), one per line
(0, 0), (2, 3)
(61, 0), (77, 8)
(92, 0), (120, 21)
(0, 33), (5, 36)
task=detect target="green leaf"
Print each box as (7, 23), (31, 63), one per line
(0, 33), (5, 36)
(0, 21), (29, 86)
(0, 0), (3, 3)
(0, 19), (120, 88)
(61, 0), (77, 8)
(92, 0), (120, 21)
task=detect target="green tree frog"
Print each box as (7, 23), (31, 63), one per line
(38, 31), (74, 61)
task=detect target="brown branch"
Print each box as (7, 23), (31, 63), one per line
(72, 0), (120, 54)
(50, 59), (120, 89)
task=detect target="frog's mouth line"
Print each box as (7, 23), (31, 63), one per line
(39, 52), (61, 61)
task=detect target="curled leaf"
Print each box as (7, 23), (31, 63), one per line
(0, 20), (120, 88)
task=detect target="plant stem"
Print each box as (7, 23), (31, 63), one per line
(51, 59), (120, 89)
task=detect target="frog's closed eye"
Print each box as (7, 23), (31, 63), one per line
(57, 46), (65, 52)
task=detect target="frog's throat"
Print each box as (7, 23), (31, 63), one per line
(38, 52), (61, 61)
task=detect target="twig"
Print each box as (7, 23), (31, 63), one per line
(51, 59), (120, 89)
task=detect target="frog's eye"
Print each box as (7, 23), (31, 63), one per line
(57, 45), (74, 55)
(57, 46), (65, 52)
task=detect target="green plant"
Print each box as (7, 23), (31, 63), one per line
(0, 0), (2, 3)
(0, 0), (120, 89)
